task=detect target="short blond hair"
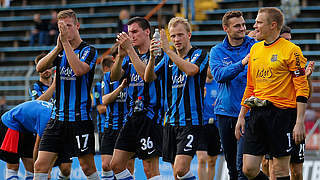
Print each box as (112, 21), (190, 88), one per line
(57, 9), (78, 24)
(258, 7), (284, 30)
(168, 17), (191, 33)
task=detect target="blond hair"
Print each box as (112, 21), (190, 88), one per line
(168, 17), (191, 33)
(57, 9), (78, 24)
(258, 7), (284, 30)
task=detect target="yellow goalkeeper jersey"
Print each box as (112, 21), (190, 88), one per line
(241, 37), (309, 109)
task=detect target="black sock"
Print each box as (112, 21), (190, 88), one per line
(277, 176), (290, 180)
(252, 171), (269, 180)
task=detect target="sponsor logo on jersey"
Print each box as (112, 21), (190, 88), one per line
(256, 67), (273, 79)
(60, 67), (76, 80)
(172, 74), (187, 88)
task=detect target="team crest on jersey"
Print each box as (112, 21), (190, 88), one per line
(94, 92), (100, 98)
(32, 90), (37, 96)
(101, 81), (105, 89)
(271, 54), (278, 62)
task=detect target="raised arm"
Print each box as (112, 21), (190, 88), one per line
(36, 74), (56, 101)
(117, 32), (146, 79)
(210, 47), (249, 83)
(110, 45), (126, 81)
(144, 39), (158, 82)
(36, 37), (62, 72)
(102, 79), (127, 105)
(306, 61), (315, 98)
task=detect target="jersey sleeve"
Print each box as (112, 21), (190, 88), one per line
(121, 56), (131, 79)
(209, 47), (246, 83)
(80, 45), (98, 70)
(287, 46), (309, 98)
(192, 49), (208, 73)
(103, 72), (111, 95)
(154, 53), (167, 76)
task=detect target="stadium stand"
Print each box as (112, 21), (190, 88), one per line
(0, 0), (180, 108)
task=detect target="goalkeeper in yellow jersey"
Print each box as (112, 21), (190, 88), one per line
(235, 7), (309, 180)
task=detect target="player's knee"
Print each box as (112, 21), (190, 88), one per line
(110, 159), (125, 174)
(291, 170), (302, 180)
(143, 159), (159, 178)
(102, 161), (111, 171)
(175, 166), (190, 178)
(242, 165), (259, 179)
(59, 164), (71, 177)
(80, 164), (96, 176)
(34, 159), (50, 173)
(207, 156), (217, 168)
(7, 164), (19, 171)
(197, 155), (207, 166)
(60, 167), (71, 177)
(273, 162), (289, 177)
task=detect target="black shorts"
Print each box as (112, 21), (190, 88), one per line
(100, 128), (120, 155)
(197, 124), (222, 156)
(290, 140), (305, 163)
(162, 124), (201, 164)
(39, 118), (95, 158)
(114, 112), (162, 160)
(0, 121), (36, 164)
(265, 140), (305, 164)
(244, 104), (296, 158)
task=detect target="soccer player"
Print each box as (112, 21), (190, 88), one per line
(34, 9), (99, 179)
(110, 17), (163, 180)
(0, 99), (71, 180)
(196, 68), (222, 180)
(235, 7), (309, 180)
(145, 17), (208, 180)
(92, 56), (114, 147)
(209, 10), (255, 180)
(29, 53), (55, 103)
(262, 25), (315, 180)
(100, 55), (135, 180)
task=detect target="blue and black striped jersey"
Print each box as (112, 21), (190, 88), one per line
(51, 41), (97, 122)
(122, 51), (165, 124)
(29, 81), (55, 103)
(92, 81), (105, 133)
(156, 47), (208, 126)
(103, 72), (128, 130)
